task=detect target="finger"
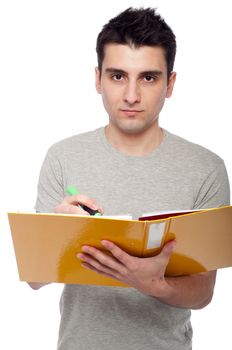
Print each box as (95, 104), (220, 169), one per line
(80, 245), (126, 273)
(159, 240), (176, 261)
(68, 194), (103, 213)
(54, 203), (90, 215)
(101, 240), (132, 267)
(77, 252), (121, 278)
(81, 262), (121, 281)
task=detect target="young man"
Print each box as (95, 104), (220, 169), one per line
(32, 8), (230, 350)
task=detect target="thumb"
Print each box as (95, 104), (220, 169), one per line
(160, 240), (176, 260)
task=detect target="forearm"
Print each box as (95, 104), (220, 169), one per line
(154, 270), (217, 309)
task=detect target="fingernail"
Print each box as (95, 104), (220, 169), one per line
(101, 240), (113, 248)
(170, 240), (176, 249)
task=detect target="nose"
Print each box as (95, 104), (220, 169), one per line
(123, 80), (141, 105)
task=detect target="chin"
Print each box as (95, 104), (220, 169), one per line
(116, 121), (152, 135)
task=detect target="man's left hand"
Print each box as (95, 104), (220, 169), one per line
(77, 240), (175, 297)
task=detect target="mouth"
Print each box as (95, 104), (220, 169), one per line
(120, 109), (143, 116)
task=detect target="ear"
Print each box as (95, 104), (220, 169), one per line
(95, 67), (102, 94)
(166, 72), (177, 98)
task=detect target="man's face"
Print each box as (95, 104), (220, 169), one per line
(95, 43), (176, 135)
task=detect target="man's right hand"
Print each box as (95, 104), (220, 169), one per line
(54, 194), (104, 215)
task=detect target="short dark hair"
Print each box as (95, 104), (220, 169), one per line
(96, 7), (176, 78)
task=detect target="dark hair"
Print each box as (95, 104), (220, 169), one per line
(96, 7), (176, 78)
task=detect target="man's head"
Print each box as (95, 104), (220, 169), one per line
(95, 8), (177, 136)
(96, 7), (176, 79)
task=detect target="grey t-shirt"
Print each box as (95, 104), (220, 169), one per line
(35, 127), (230, 350)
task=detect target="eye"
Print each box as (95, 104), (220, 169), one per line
(143, 75), (155, 82)
(112, 74), (123, 81)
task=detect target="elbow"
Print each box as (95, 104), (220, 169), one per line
(192, 270), (217, 310)
(27, 282), (41, 290)
(27, 282), (49, 290)
(191, 291), (214, 310)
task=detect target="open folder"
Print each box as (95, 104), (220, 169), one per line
(8, 206), (232, 287)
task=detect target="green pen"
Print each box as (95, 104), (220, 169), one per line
(66, 186), (102, 216)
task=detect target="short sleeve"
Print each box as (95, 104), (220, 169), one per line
(35, 146), (65, 213)
(193, 160), (230, 209)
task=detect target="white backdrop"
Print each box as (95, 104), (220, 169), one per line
(0, 1), (231, 349)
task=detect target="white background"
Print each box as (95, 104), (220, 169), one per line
(0, 0), (231, 349)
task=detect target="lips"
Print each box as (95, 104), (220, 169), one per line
(121, 109), (142, 112)
(120, 109), (143, 116)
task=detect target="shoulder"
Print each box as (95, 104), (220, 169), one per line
(164, 130), (224, 172)
(46, 128), (102, 159)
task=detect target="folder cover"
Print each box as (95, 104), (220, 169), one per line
(7, 206), (232, 287)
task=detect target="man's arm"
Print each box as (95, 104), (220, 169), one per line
(159, 271), (216, 309)
(77, 240), (216, 309)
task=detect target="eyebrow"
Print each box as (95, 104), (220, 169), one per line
(105, 68), (163, 77)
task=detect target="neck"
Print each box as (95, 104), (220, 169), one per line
(105, 123), (164, 156)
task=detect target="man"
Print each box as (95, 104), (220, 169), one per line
(31, 7), (230, 350)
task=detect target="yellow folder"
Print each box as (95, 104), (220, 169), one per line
(7, 206), (232, 287)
